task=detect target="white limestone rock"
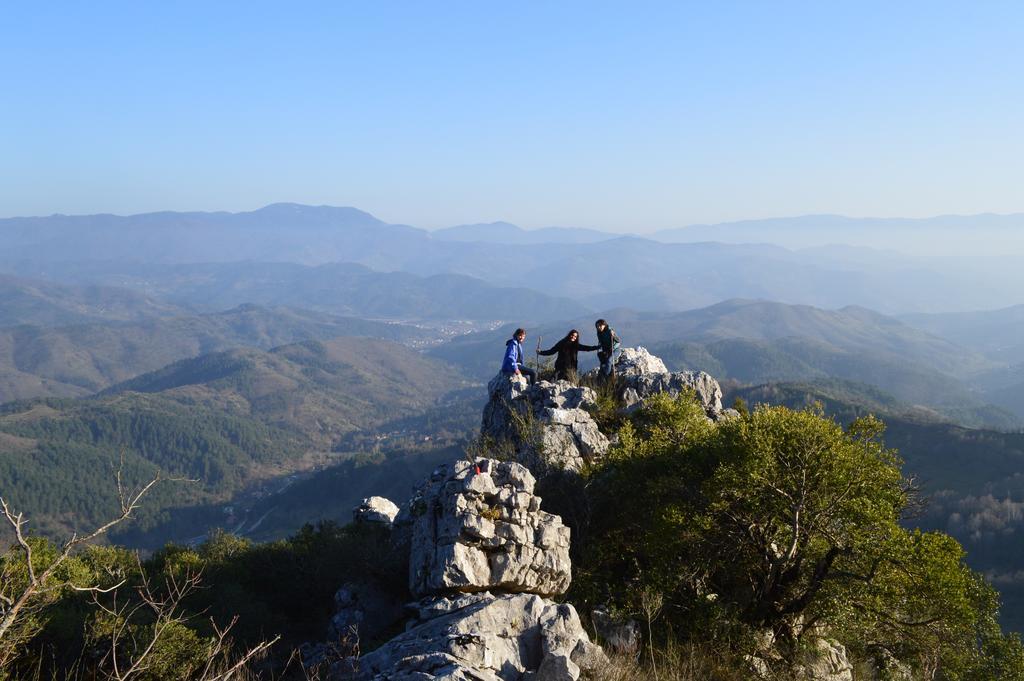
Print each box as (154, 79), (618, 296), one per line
(353, 496), (400, 525)
(344, 593), (605, 681)
(591, 606), (641, 655)
(613, 346), (669, 376)
(481, 375), (609, 474)
(408, 459), (571, 598)
(609, 348), (724, 418)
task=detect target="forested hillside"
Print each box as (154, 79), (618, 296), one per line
(0, 337), (468, 545)
(0, 273), (185, 326)
(105, 337), (464, 447)
(0, 305), (431, 402)
(2, 260), (589, 322)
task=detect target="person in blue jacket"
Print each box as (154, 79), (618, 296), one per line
(501, 328), (537, 385)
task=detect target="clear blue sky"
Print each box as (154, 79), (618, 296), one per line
(2, 2), (1022, 230)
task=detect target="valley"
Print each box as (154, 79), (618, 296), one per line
(3, 205), (1024, 636)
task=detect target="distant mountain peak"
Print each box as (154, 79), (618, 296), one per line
(254, 202), (378, 218)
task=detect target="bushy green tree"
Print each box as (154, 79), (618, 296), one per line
(575, 397), (1024, 677)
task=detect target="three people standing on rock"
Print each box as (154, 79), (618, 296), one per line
(501, 320), (619, 383)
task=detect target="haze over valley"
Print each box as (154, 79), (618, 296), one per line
(5, 4), (1024, 676)
(4, 204), (1024, 630)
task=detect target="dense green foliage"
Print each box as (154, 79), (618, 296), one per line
(1, 522), (403, 680)
(732, 380), (1024, 632)
(5, 394), (1024, 679)
(569, 395), (1024, 678)
(0, 394), (306, 541)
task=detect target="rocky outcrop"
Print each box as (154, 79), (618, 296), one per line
(352, 593), (604, 681)
(591, 606), (640, 655)
(612, 346), (669, 376)
(408, 459), (571, 598)
(353, 496), (400, 525)
(750, 629), (855, 681)
(481, 374), (609, 473)
(609, 347), (724, 418)
(331, 457), (601, 681)
(328, 348), (740, 680)
(482, 348), (724, 476)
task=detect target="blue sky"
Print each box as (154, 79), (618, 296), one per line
(2, 2), (1022, 230)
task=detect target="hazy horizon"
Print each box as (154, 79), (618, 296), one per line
(4, 201), (1024, 235)
(4, 2), (1023, 230)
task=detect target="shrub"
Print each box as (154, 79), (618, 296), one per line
(573, 398), (1024, 677)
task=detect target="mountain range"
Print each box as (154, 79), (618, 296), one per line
(4, 204), (1024, 313)
(0, 263), (588, 322)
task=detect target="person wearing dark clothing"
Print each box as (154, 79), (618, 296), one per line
(538, 329), (600, 381)
(501, 328), (537, 385)
(595, 319), (621, 378)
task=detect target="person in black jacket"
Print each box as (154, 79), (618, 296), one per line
(538, 329), (600, 382)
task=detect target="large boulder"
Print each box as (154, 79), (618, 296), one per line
(345, 592), (605, 681)
(353, 496), (400, 525)
(408, 459), (572, 598)
(613, 346), (669, 376)
(481, 374), (609, 474)
(611, 347), (724, 418)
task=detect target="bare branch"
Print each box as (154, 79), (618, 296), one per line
(0, 469), (165, 644)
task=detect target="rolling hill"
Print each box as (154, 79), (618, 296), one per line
(7, 204), (1024, 314)
(0, 336), (466, 544)
(3, 261), (589, 323)
(0, 273), (185, 327)
(432, 221), (617, 245)
(104, 337), (465, 447)
(653, 213), (1024, 256)
(902, 304), (1024, 364)
(0, 305), (433, 402)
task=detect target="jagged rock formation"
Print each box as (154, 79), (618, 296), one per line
(353, 496), (400, 525)
(591, 605), (640, 655)
(408, 459), (571, 598)
(606, 347), (725, 418)
(334, 458), (602, 681)
(751, 628), (855, 681)
(353, 592), (604, 681)
(612, 346), (670, 376)
(481, 347), (725, 473)
(481, 374), (609, 473)
(329, 350), (735, 680)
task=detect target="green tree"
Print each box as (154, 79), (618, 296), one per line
(576, 399), (1024, 677)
